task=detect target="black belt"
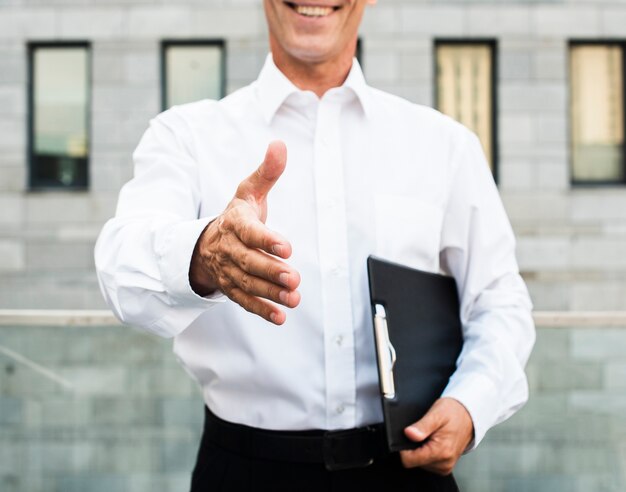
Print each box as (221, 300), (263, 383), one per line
(203, 406), (389, 471)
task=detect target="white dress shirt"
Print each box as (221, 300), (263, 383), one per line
(95, 54), (535, 450)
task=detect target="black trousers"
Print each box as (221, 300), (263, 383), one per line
(191, 410), (460, 492)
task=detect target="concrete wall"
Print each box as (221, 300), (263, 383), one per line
(0, 323), (203, 491)
(0, 0), (625, 311)
(1, 322), (624, 491)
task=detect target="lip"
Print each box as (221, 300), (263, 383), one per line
(283, 1), (342, 18)
(284, 1), (342, 7)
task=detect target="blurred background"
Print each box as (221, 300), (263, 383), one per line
(1, 0), (625, 490)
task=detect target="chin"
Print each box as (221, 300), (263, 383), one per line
(289, 47), (334, 64)
(282, 35), (343, 64)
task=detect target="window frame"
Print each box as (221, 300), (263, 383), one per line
(160, 39), (226, 111)
(433, 38), (499, 184)
(27, 41), (91, 191)
(569, 39), (626, 187)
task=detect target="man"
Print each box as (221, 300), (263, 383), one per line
(95, 0), (535, 490)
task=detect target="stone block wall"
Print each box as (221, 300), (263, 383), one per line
(0, 0), (626, 311)
(457, 326), (626, 491)
(0, 324), (204, 492)
(1, 324), (625, 491)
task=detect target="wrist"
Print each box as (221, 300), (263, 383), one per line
(189, 221), (219, 296)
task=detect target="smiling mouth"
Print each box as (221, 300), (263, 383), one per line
(284, 2), (340, 17)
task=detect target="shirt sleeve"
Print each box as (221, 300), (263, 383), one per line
(94, 109), (225, 338)
(439, 129), (536, 451)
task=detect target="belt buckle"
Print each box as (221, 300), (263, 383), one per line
(323, 427), (376, 472)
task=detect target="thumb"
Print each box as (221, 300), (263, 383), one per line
(404, 407), (443, 443)
(236, 140), (287, 201)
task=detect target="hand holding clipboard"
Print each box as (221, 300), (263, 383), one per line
(367, 256), (464, 452)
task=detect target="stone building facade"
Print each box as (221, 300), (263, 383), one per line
(0, 0), (625, 311)
(1, 2), (626, 491)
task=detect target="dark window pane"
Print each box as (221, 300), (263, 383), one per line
(570, 45), (624, 182)
(30, 45), (89, 189)
(164, 43), (224, 109)
(436, 43), (495, 172)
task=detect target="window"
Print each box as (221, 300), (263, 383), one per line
(570, 42), (625, 184)
(435, 40), (497, 178)
(161, 40), (225, 110)
(28, 43), (90, 189)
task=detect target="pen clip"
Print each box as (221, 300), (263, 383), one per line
(374, 304), (396, 400)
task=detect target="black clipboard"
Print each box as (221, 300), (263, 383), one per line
(367, 255), (464, 452)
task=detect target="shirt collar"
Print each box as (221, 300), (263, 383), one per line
(256, 53), (371, 124)
(341, 56), (371, 117)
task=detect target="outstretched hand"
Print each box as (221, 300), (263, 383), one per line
(399, 397), (474, 475)
(189, 140), (301, 325)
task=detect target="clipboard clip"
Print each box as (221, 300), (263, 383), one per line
(373, 304), (396, 400)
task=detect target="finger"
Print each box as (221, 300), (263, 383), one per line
(222, 262), (301, 309)
(229, 212), (292, 260)
(403, 431), (461, 470)
(399, 441), (439, 468)
(227, 286), (287, 325)
(235, 140), (287, 202)
(404, 405), (446, 443)
(226, 240), (301, 291)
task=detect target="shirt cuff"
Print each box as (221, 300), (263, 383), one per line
(440, 371), (499, 453)
(156, 216), (227, 308)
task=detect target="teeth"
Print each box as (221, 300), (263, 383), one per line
(295, 5), (334, 17)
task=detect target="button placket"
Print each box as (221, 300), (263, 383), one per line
(314, 99), (356, 428)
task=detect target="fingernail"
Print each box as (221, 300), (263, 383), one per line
(270, 312), (277, 323)
(279, 273), (289, 286)
(406, 426), (420, 436)
(272, 244), (283, 256)
(412, 427), (426, 439)
(279, 291), (288, 304)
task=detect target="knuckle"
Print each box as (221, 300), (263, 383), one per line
(266, 264), (274, 281)
(263, 234), (274, 252)
(215, 214), (231, 235)
(263, 306), (274, 322)
(217, 216), (231, 234)
(239, 250), (250, 272)
(213, 250), (227, 266)
(239, 221), (252, 243)
(218, 274), (232, 291)
(267, 284), (280, 301)
(240, 272), (251, 290)
(230, 201), (246, 217)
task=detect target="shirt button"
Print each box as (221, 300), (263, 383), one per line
(330, 266), (340, 277)
(335, 335), (343, 347)
(336, 404), (345, 414)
